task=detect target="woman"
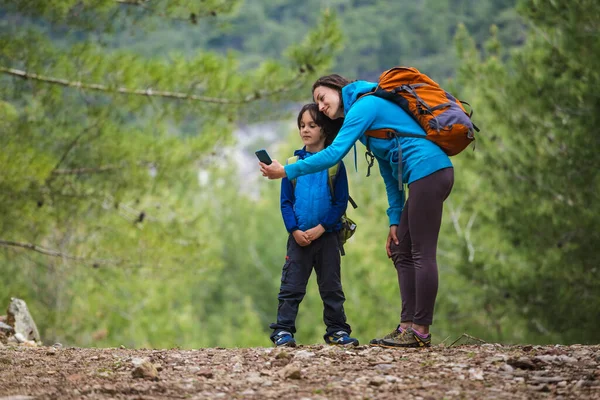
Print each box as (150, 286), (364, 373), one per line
(260, 74), (454, 348)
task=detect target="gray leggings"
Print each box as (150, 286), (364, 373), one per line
(390, 167), (454, 326)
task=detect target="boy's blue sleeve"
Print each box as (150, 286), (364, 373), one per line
(284, 102), (376, 180)
(320, 161), (349, 230)
(377, 154), (405, 226)
(280, 177), (299, 233)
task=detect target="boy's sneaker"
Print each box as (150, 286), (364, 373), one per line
(369, 325), (404, 346)
(380, 327), (431, 348)
(325, 331), (359, 346)
(272, 331), (296, 347)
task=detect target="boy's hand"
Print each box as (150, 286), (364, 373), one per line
(293, 230), (312, 246)
(306, 224), (325, 242)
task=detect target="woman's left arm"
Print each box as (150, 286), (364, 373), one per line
(377, 154), (405, 226)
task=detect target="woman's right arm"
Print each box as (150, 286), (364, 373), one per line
(284, 100), (377, 181)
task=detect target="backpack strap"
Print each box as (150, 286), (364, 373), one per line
(327, 162), (339, 196)
(328, 161), (358, 209)
(286, 156), (299, 189)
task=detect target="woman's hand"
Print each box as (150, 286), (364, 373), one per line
(305, 224), (325, 242)
(293, 230), (312, 246)
(259, 160), (286, 180)
(386, 225), (399, 258)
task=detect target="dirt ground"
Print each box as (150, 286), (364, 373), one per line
(0, 342), (598, 399)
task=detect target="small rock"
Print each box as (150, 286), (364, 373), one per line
(7, 298), (41, 343)
(279, 364), (302, 380)
(275, 350), (291, 360)
(558, 355), (577, 364)
(232, 362), (243, 372)
(246, 374), (264, 385)
(13, 333), (26, 343)
(508, 357), (538, 370)
(197, 368), (213, 378)
(469, 368), (484, 381)
(294, 350), (315, 359)
(132, 360), (159, 380)
(502, 363), (514, 373)
(0, 357), (12, 365)
(369, 376), (386, 386)
(0, 321), (14, 334)
(375, 363), (393, 371)
(131, 357), (147, 367)
(377, 354), (394, 363)
(528, 384), (550, 392)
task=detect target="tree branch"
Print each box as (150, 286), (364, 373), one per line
(116, 0), (149, 4)
(52, 165), (122, 175)
(1, 66), (304, 104)
(115, 0), (222, 22)
(0, 239), (115, 265)
(447, 202), (477, 262)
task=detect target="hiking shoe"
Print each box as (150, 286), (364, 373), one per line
(380, 327), (431, 348)
(325, 331), (359, 346)
(272, 331), (296, 347)
(369, 325), (404, 346)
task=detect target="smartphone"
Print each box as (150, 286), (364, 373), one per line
(255, 149), (273, 165)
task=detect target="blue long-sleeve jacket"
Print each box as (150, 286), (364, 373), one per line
(280, 148), (349, 233)
(284, 80), (452, 226)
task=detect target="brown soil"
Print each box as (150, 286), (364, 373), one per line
(0, 343), (598, 399)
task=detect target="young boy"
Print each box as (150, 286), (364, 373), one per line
(268, 103), (358, 347)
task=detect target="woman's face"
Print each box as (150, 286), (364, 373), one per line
(313, 86), (343, 120)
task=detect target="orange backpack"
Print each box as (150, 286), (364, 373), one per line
(363, 66), (479, 156)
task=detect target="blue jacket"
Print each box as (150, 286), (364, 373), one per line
(284, 80), (453, 226)
(281, 148), (349, 233)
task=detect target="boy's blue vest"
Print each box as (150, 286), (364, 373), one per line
(293, 165), (332, 231)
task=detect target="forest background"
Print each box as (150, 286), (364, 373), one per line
(0, 0), (598, 349)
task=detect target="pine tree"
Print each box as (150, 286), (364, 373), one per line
(453, 0), (600, 343)
(0, 0), (342, 346)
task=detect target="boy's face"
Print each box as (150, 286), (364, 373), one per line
(299, 111), (326, 150)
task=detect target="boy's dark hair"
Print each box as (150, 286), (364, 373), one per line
(297, 103), (343, 147)
(311, 74), (351, 100)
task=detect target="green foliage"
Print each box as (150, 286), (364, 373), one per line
(0, 0), (342, 347)
(2, 0), (595, 349)
(452, 0), (600, 343)
(87, 0), (524, 81)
